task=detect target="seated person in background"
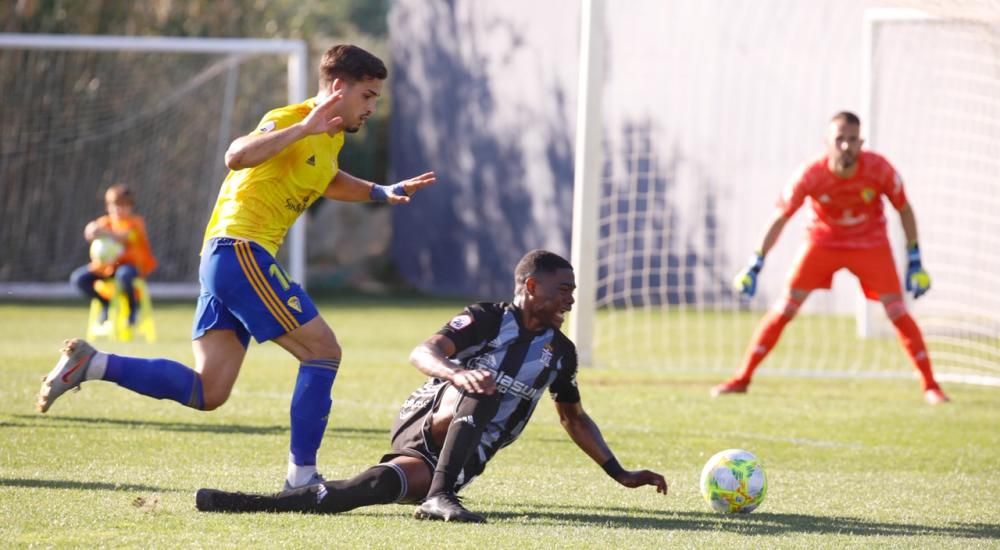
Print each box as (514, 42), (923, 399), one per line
(194, 249), (667, 523)
(69, 183), (157, 325)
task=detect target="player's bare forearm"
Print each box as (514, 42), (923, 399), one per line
(84, 221), (100, 241)
(326, 170), (436, 204)
(555, 401), (614, 464)
(408, 339), (459, 380)
(758, 213), (789, 256)
(227, 91), (346, 170)
(224, 123), (309, 170)
(556, 401), (668, 493)
(323, 170), (376, 201)
(85, 223), (127, 242)
(898, 202), (919, 245)
(408, 335), (496, 394)
(556, 402), (669, 493)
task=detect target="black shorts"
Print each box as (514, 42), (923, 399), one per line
(379, 379), (485, 493)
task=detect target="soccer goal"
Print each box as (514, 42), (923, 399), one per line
(0, 34), (309, 298)
(569, 3), (1000, 386)
(859, 7), (1000, 385)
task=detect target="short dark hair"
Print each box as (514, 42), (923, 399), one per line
(319, 44), (387, 86)
(831, 111), (861, 126)
(514, 250), (573, 295)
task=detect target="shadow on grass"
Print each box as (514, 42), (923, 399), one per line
(0, 477), (172, 492)
(199, 500), (997, 539)
(478, 502), (1000, 539)
(8, 414), (386, 438)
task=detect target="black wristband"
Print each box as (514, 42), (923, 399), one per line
(601, 457), (626, 479)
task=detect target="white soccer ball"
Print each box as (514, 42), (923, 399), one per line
(699, 448), (767, 513)
(90, 236), (124, 264)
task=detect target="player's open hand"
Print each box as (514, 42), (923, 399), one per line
(451, 368), (496, 395)
(616, 469), (668, 494)
(385, 172), (436, 205)
(301, 91), (344, 135)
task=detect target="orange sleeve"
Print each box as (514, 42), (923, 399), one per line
(878, 156), (908, 210)
(118, 216), (157, 276)
(776, 162), (812, 218)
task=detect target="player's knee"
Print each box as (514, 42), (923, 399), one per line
(883, 300), (907, 321)
(199, 377), (233, 411)
(69, 266), (91, 290)
(201, 390), (230, 411)
(301, 337), (342, 362)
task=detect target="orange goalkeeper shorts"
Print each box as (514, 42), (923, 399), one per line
(786, 242), (902, 300)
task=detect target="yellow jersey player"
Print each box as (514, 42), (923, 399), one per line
(38, 44), (436, 490)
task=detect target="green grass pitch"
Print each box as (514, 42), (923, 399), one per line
(1, 298), (998, 548)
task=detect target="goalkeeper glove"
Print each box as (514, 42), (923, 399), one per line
(905, 242), (931, 299)
(732, 252), (765, 298)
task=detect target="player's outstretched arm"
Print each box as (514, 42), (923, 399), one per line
(554, 401), (668, 494)
(324, 170), (436, 204)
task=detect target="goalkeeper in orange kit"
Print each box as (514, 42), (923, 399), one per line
(713, 111), (948, 405)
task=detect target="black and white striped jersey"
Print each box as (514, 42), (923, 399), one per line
(436, 301), (580, 469)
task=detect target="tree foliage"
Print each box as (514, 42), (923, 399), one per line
(4, 0), (389, 40)
(5, 0), (392, 184)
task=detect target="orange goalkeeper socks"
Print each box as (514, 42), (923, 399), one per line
(891, 313), (939, 391)
(735, 309), (794, 382)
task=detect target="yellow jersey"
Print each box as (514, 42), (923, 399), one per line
(203, 98), (344, 256)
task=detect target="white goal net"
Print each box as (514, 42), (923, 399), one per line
(0, 35), (307, 297)
(572, 1), (1000, 386)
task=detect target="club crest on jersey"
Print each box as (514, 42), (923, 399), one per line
(449, 314), (473, 330)
(540, 344), (554, 368)
(258, 120), (276, 133)
(860, 187), (876, 203)
(286, 296), (302, 313)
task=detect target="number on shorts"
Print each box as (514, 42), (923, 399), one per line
(269, 264), (291, 291)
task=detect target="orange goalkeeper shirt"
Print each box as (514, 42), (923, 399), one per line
(89, 214), (157, 277)
(777, 151), (908, 249)
(202, 97), (344, 256)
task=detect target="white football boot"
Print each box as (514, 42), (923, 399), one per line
(36, 339), (97, 413)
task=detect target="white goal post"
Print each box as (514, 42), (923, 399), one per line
(568, 0), (605, 367)
(0, 33), (309, 298)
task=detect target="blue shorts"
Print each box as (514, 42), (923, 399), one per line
(192, 238), (319, 347)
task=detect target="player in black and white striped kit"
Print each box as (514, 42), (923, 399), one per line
(196, 250), (667, 522)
